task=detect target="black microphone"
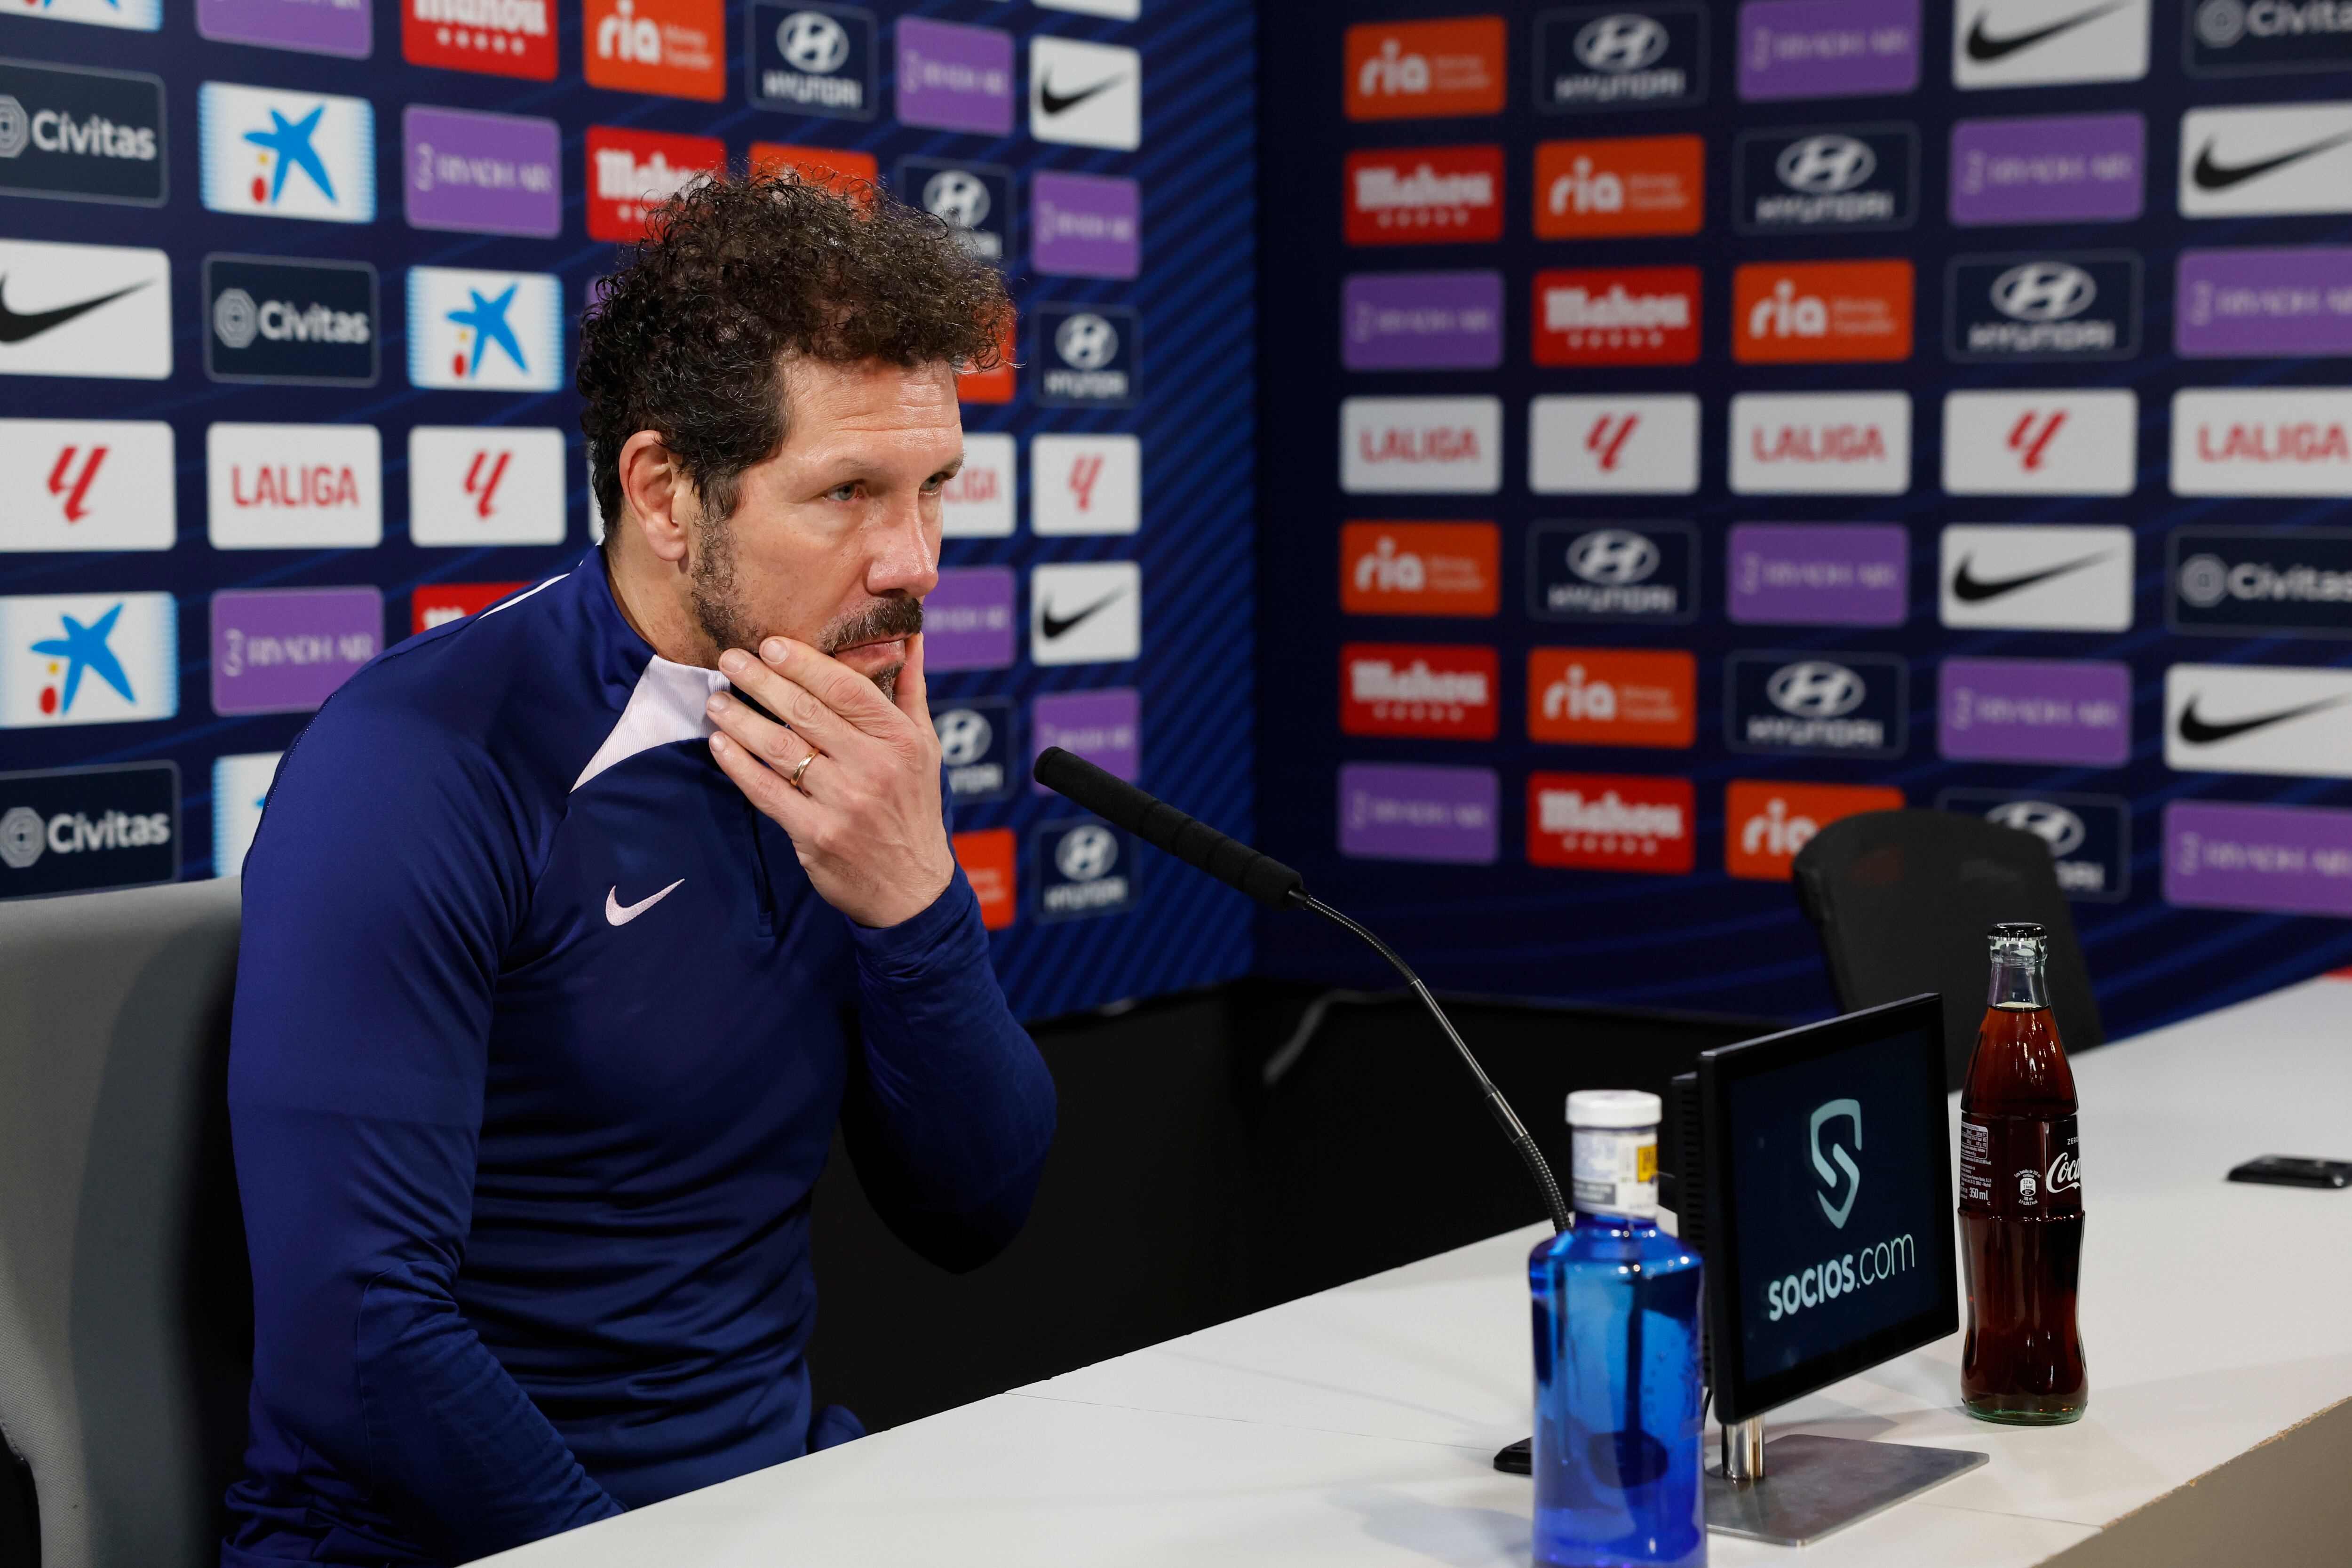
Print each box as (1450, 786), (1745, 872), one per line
(1032, 748), (1572, 1235)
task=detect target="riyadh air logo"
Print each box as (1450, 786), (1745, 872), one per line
(1811, 1099), (1862, 1229)
(406, 267), (562, 392)
(0, 591), (177, 728)
(1955, 0), (2150, 88)
(199, 83), (374, 223)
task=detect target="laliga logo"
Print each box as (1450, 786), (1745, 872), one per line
(1359, 36), (1431, 97)
(778, 9), (849, 72)
(1583, 413), (1639, 470)
(922, 168), (990, 228)
(1810, 1098), (1862, 1229)
(1776, 134), (1875, 194)
(1992, 263), (2095, 323)
(1056, 823), (1118, 882)
(1356, 534), (1426, 592)
(1986, 799), (2086, 859)
(1567, 528), (1658, 585)
(1054, 312), (1119, 372)
(1768, 660), (1864, 718)
(1749, 278), (1828, 340)
(2007, 410), (2068, 471)
(1573, 13), (1668, 72)
(935, 707), (992, 766)
(598, 0), (662, 62)
(1542, 663), (1616, 722)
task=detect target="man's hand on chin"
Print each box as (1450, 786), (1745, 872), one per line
(704, 631), (957, 929)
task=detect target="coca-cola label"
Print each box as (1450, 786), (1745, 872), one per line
(1959, 1112), (2081, 1218)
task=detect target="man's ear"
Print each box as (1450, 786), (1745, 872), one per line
(617, 431), (694, 565)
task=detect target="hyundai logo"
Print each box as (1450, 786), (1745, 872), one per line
(921, 167), (991, 228)
(1054, 311), (1119, 371)
(1055, 824), (1118, 882)
(1986, 799), (2087, 859)
(1767, 661), (1865, 718)
(1991, 262), (2096, 323)
(1776, 134), (1875, 194)
(1566, 528), (1659, 586)
(1573, 13), (1669, 72)
(934, 707), (993, 766)
(778, 10), (850, 73)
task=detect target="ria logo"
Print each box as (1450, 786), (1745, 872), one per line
(1769, 661), (1865, 718)
(1810, 1098), (1862, 1228)
(1575, 13), (1669, 71)
(1992, 261), (2095, 321)
(1777, 134), (1874, 193)
(1567, 528), (1658, 585)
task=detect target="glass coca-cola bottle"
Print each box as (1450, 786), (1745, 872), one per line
(1958, 922), (2088, 1424)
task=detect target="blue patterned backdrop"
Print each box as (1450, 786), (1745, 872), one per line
(0, 0), (1256, 1023)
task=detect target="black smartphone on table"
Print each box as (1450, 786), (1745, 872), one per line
(2228, 1156), (2352, 1190)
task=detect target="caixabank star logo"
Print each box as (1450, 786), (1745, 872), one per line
(405, 267), (563, 392)
(199, 82), (374, 223)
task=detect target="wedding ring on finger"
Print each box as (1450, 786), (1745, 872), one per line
(788, 752), (817, 794)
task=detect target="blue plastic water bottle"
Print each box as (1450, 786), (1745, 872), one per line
(1529, 1090), (1705, 1568)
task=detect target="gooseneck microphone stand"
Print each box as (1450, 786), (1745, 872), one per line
(1032, 747), (1573, 1237)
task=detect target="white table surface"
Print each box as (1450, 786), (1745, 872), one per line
(479, 973), (2352, 1566)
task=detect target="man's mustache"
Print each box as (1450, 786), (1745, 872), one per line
(820, 596), (924, 657)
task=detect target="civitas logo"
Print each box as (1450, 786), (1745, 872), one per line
(1810, 1098), (1862, 1228)
(209, 287), (369, 350)
(0, 801), (169, 869)
(0, 92), (157, 164)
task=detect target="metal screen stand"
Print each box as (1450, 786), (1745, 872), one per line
(1705, 1417), (1988, 1546)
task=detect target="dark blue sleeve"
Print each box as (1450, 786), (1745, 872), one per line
(840, 868), (1058, 1273)
(228, 698), (621, 1561)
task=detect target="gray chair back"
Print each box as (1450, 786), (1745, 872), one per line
(0, 877), (250, 1568)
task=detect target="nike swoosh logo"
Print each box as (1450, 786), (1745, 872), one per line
(2191, 129), (2352, 191)
(1039, 72), (1121, 117)
(1964, 1), (2129, 62)
(1951, 549), (2116, 603)
(2176, 693), (2352, 746)
(0, 276), (150, 345)
(605, 878), (684, 926)
(1040, 589), (1128, 641)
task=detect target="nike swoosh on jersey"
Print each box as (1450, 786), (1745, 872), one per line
(2176, 693), (2352, 745)
(1963, 0), (2129, 62)
(1950, 550), (2116, 603)
(2191, 129), (2352, 191)
(1038, 73), (1122, 117)
(0, 277), (150, 345)
(1040, 590), (1128, 640)
(605, 878), (685, 926)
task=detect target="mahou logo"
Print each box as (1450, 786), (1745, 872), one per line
(585, 0), (724, 100)
(1344, 145), (1503, 245)
(1527, 772), (1694, 874)
(1942, 389), (2138, 497)
(585, 126), (722, 241)
(1725, 780), (1904, 881)
(1534, 265), (1700, 366)
(1730, 391), (1913, 495)
(1532, 135), (1703, 239)
(206, 422), (381, 549)
(2171, 389), (2352, 497)
(1527, 647), (1695, 748)
(1340, 521), (1500, 617)
(1344, 16), (1507, 121)
(1342, 396), (1502, 494)
(1340, 642), (1498, 739)
(403, 0), (556, 79)
(1732, 260), (1914, 364)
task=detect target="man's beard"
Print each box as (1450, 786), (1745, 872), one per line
(688, 513), (923, 701)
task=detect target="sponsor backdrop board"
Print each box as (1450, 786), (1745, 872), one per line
(1260, 0), (2352, 1040)
(0, 0), (1255, 1023)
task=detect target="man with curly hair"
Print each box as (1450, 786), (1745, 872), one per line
(220, 171), (1056, 1566)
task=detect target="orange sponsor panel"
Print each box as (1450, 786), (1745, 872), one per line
(1340, 521), (1500, 617)
(1345, 16), (1507, 120)
(1532, 135), (1703, 239)
(1724, 780), (1904, 881)
(583, 0), (724, 100)
(1526, 648), (1695, 748)
(953, 828), (1017, 930)
(1733, 260), (1914, 364)
(750, 142), (880, 196)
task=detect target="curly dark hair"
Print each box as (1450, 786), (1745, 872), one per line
(577, 167), (1012, 534)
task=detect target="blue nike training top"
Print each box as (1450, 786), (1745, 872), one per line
(221, 556), (1057, 1565)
